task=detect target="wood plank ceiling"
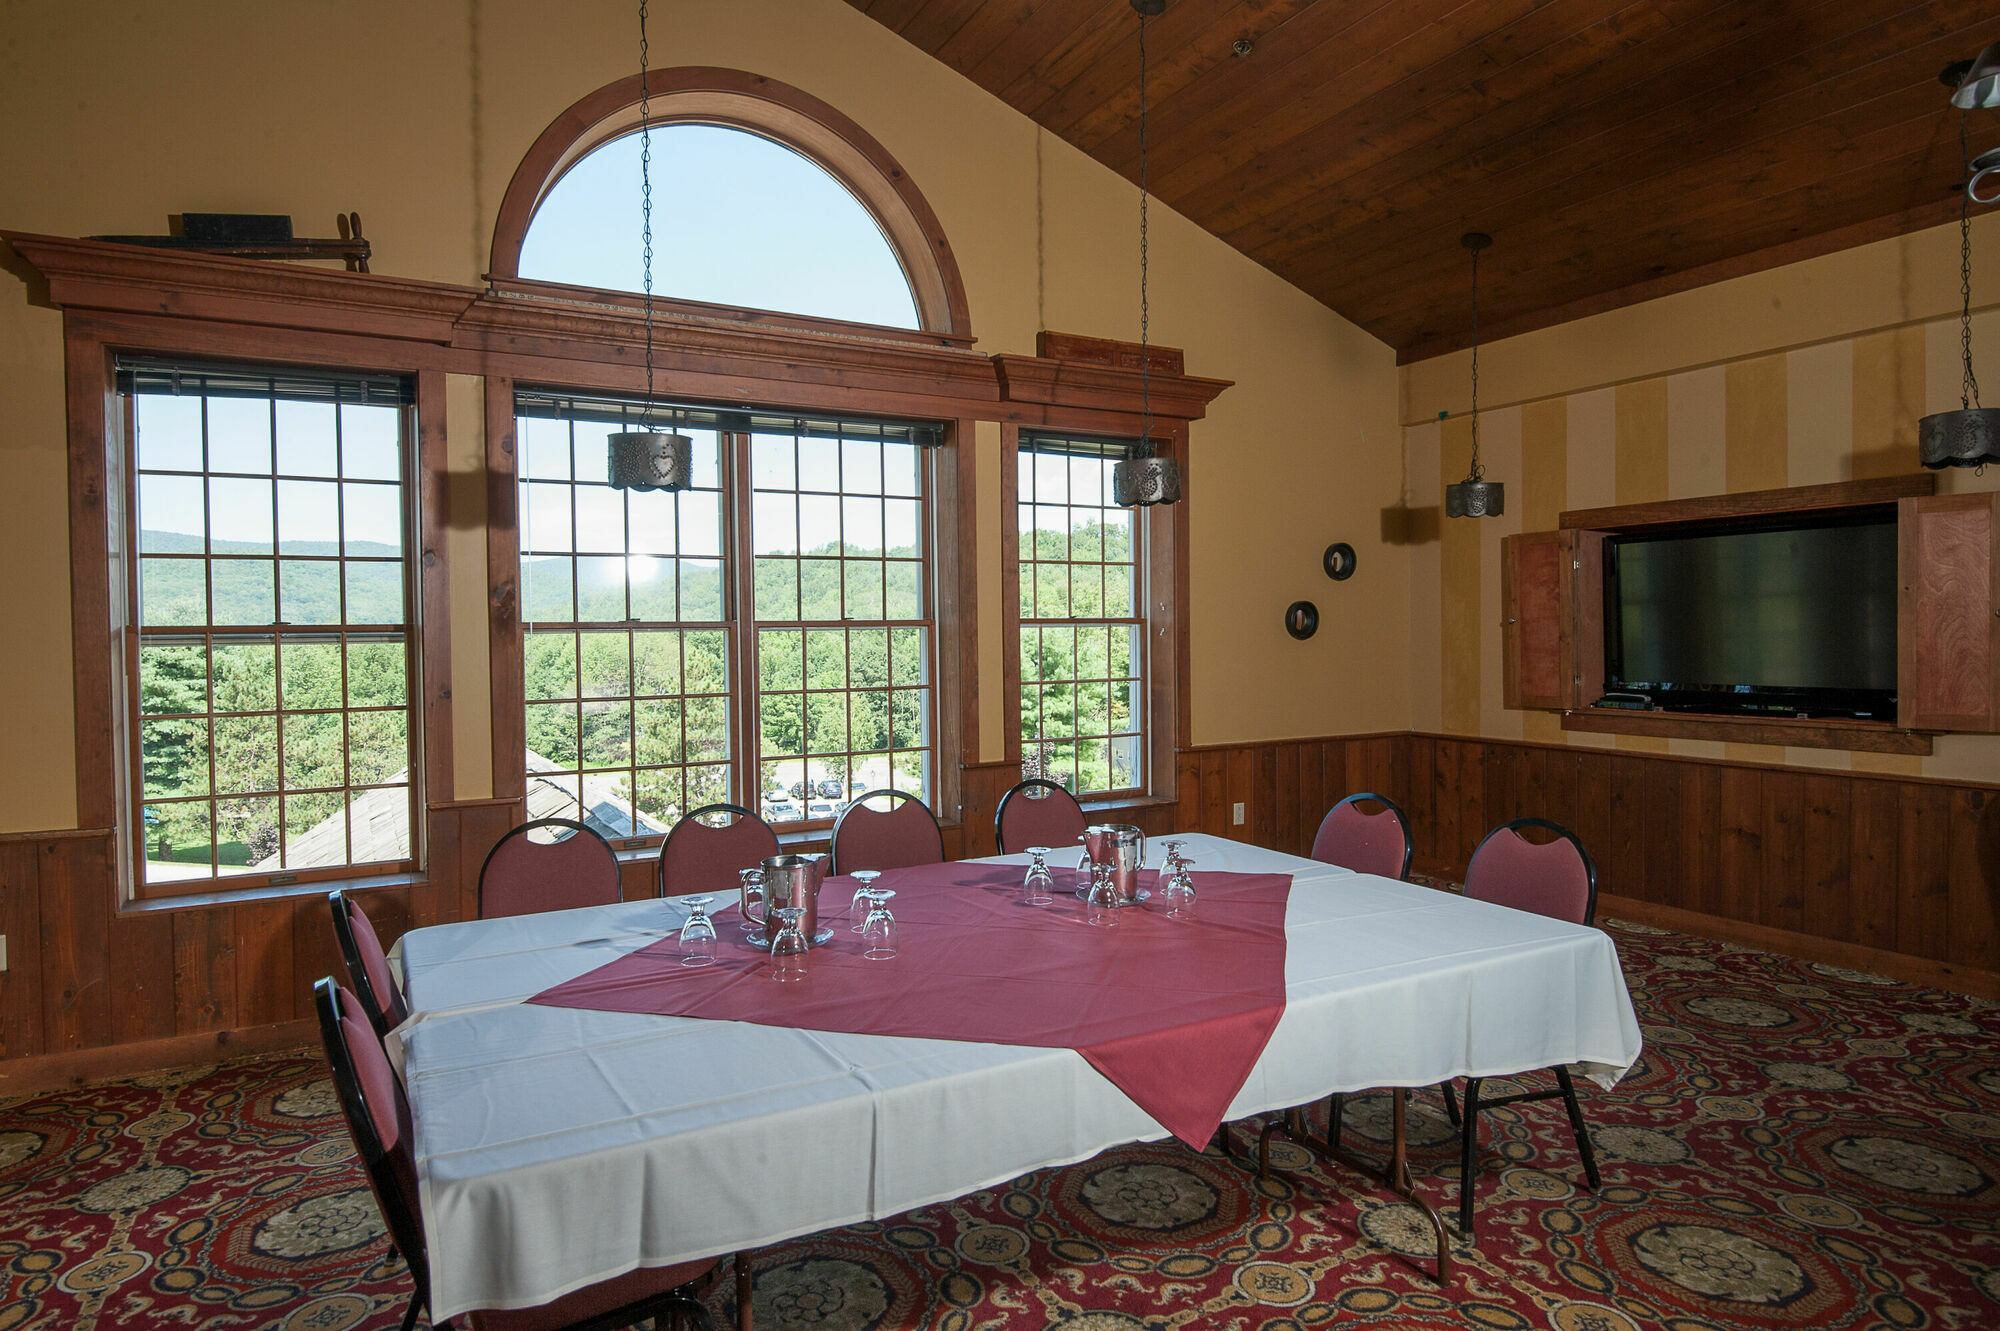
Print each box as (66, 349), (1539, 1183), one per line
(845, 1), (2000, 362)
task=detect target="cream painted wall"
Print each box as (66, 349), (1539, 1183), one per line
(1402, 214), (2000, 784)
(0, 0), (1406, 832)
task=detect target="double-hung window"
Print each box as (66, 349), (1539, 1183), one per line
(515, 390), (937, 837)
(1016, 433), (1146, 798)
(124, 359), (418, 895)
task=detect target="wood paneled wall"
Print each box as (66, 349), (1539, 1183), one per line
(1175, 733), (2000, 992)
(0, 800), (520, 1083)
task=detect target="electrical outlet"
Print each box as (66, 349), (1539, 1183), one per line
(1232, 802), (1246, 826)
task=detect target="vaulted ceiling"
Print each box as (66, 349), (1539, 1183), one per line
(845, 1), (2000, 362)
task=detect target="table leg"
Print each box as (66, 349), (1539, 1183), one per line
(1257, 1089), (1453, 1287)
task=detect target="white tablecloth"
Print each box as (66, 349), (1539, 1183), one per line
(394, 834), (1642, 1319)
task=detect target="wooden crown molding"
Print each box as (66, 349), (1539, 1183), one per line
(1560, 474), (1936, 531)
(993, 354), (1231, 422)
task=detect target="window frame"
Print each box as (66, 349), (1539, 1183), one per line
(118, 361), (424, 898)
(505, 389), (947, 844)
(1002, 420), (1185, 807)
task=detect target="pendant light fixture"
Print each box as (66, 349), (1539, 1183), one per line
(606, 0), (693, 493)
(1111, 0), (1182, 509)
(1919, 107), (2000, 470)
(1444, 231), (1502, 518)
(1947, 43), (2000, 110)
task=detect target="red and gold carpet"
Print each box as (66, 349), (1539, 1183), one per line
(2, 917), (1996, 1329)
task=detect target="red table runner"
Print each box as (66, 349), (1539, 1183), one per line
(527, 861), (1292, 1148)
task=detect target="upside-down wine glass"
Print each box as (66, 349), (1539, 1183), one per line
(862, 889), (899, 961)
(849, 869), (883, 932)
(1161, 859), (1197, 922)
(770, 906), (810, 982)
(678, 895), (718, 966)
(1021, 848), (1056, 906)
(1086, 863), (1121, 929)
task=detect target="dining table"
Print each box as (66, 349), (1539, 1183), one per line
(390, 833), (1643, 1321)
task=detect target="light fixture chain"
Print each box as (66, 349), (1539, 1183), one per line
(1469, 242), (1482, 480)
(639, 0), (655, 405)
(1137, 7), (1153, 459)
(1961, 108), (1981, 411)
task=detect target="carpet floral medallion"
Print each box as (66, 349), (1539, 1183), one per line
(2, 918), (1996, 1330)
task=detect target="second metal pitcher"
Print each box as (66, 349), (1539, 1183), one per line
(1077, 823), (1146, 904)
(743, 853), (830, 946)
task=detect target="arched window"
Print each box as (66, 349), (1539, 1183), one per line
(519, 124), (920, 329)
(492, 68), (970, 338)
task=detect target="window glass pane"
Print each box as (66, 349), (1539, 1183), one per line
(520, 415), (572, 481)
(209, 478), (274, 552)
(628, 491), (676, 555)
(137, 395), (204, 472)
(522, 555), (575, 621)
(207, 397), (272, 474)
(276, 401), (339, 477)
(842, 436), (882, 495)
(347, 640), (407, 708)
(212, 640), (275, 713)
(281, 640), (342, 711)
(343, 482), (402, 555)
(140, 558), (206, 627)
(144, 802), (211, 883)
(212, 560), (275, 626)
(285, 793), (345, 868)
(283, 712), (345, 791)
(139, 474), (205, 552)
(680, 559), (724, 621)
(278, 480), (341, 553)
(341, 405), (401, 480)
(576, 555), (627, 621)
(628, 556), (676, 620)
(752, 433), (795, 490)
(214, 715), (278, 795)
(344, 562), (404, 625)
(754, 493), (797, 556)
(572, 484), (624, 555)
(218, 795), (279, 871)
(281, 560), (341, 624)
(523, 482), (573, 553)
(142, 643), (209, 717)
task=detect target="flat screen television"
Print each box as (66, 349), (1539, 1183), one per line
(1603, 510), (1898, 720)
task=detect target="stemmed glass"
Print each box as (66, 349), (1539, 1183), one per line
(678, 895), (718, 966)
(1161, 839), (1187, 872)
(770, 906), (809, 982)
(1021, 848), (1056, 906)
(738, 868), (766, 939)
(1085, 863), (1121, 928)
(849, 869), (883, 932)
(861, 889), (899, 960)
(1161, 858), (1197, 921)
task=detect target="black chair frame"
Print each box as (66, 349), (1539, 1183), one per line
(315, 976), (743, 1331)
(477, 817), (620, 917)
(830, 788), (942, 875)
(992, 777), (1084, 855)
(328, 889), (406, 1042)
(1316, 790), (1414, 880)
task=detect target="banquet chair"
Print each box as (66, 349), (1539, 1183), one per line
(993, 778), (1087, 855)
(328, 890), (409, 1042)
(1309, 791), (1413, 880)
(660, 803), (780, 899)
(830, 788), (944, 875)
(1440, 817), (1604, 1235)
(478, 818), (622, 920)
(314, 977), (749, 1331)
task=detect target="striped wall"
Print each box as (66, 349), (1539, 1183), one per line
(1407, 310), (2000, 786)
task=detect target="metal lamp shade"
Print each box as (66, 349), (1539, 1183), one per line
(1918, 406), (2000, 469)
(1953, 41), (2000, 109)
(1444, 478), (1504, 518)
(1112, 455), (1182, 507)
(607, 430), (693, 492)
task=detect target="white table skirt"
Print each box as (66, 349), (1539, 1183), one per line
(394, 834), (1643, 1319)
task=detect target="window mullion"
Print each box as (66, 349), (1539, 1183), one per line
(725, 430), (760, 814)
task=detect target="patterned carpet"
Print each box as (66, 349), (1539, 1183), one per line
(3, 917), (1997, 1330)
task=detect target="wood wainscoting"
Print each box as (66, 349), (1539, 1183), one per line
(0, 799), (522, 1096)
(1174, 733), (2000, 999)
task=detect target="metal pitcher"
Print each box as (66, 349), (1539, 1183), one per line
(742, 853), (829, 945)
(1077, 823), (1146, 905)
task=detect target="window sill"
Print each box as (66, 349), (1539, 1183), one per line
(121, 868), (428, 916)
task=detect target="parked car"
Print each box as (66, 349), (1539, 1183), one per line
(763, 798), (801, 823)
(815, 778), (845, 798)
(807, 800), (836, 820)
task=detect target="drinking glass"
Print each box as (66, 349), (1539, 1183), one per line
(862, 888), (899, 961)
(678, 895), (718, 966)
(849, 869), (883, 932)
(738, 868), (766, 938)
(1086, 863), (1121, 928)
(770, 906), (810, 982)
(1021, 847), (1056, 906)
(1161, 859), (1197, 921)
(1161, 838), (1187, 871)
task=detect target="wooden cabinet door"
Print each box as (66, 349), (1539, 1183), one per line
(1899, 492), (2000, 732)
(1503, 530), (1569, 710)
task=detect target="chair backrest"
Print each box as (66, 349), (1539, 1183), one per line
(1311, 792), (1413, 880)
(328, 890), (409, 1040)
(659, 802), (781, 899)
(1463, 817), (1598, 926)
(314, 977), (432, 1307)
(831, 789), (945, 875)
(994, 778), (1087, 856)
(478, 817), (622, 919)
